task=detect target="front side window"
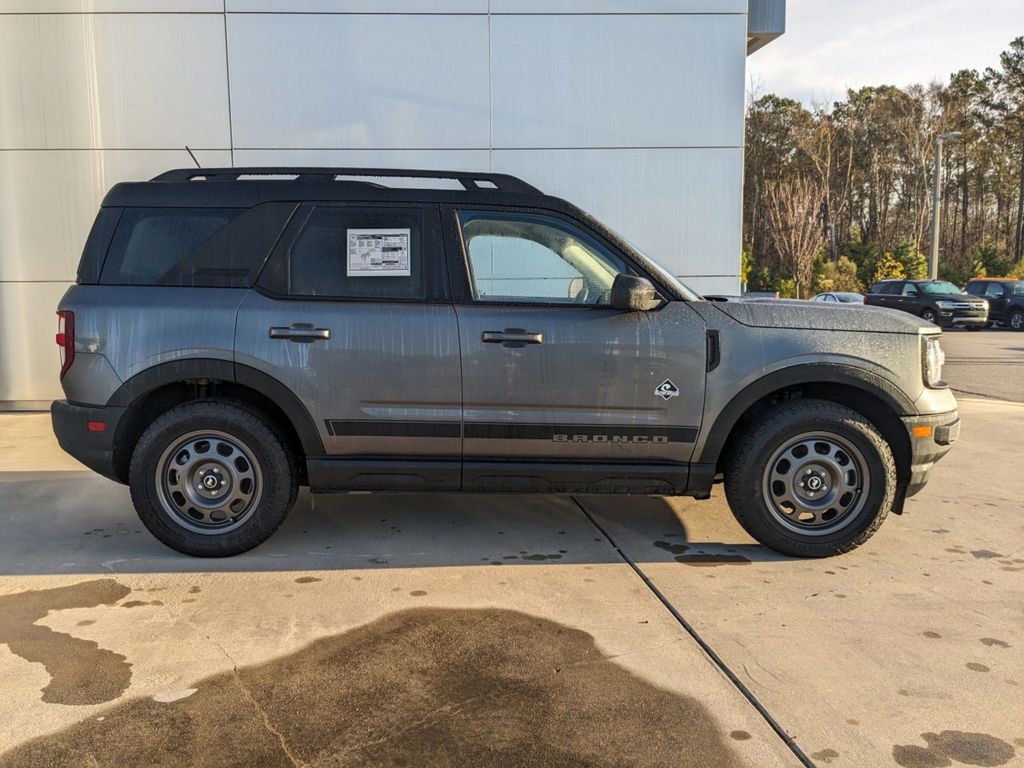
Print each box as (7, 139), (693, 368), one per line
(985, 283), (1006, 299)
(272, 206), (426, 300)
(901, 283), (919, 296)
(458, 211), (627, 305)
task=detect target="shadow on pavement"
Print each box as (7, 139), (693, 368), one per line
(0, 472), (783, 576)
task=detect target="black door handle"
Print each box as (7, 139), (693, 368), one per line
(482, 330), (543, 345)
(269, 325), (331, 342)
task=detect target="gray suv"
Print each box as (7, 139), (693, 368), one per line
(52, 168), (960, 558)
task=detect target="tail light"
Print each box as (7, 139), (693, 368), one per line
(56, 310), (75, 380)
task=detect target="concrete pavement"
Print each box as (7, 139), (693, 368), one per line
(941, 328), (1024, 403)
(0, 397), (1021, 767)
(0, 414), (796, 768)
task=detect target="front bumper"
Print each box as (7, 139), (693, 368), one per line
(938, 310), (988, 326)
(51, 400), (127, 483)
(901, 408), (960, 498)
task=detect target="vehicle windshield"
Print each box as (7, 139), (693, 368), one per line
(918, 281), (964, 295)
(594, 219), (703, 301)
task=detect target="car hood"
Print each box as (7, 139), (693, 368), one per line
(923, 293), (987, 303)
(709, 299), (933, 335)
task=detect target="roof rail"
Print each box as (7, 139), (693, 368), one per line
(149, 167), (541, 194)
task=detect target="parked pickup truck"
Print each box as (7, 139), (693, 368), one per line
(53, 168), (960, 557)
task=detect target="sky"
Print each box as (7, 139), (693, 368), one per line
(747, 0), (1024, 105)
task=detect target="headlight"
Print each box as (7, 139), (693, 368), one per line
(923, 336), (945, 388)
(936, 301), (956, 309)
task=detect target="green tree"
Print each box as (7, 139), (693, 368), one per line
(889, 240), (928, 279)
(813, 255), (863, 294)
(872, 253), (906, 283)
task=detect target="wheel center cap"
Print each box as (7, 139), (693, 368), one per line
(203, 475), (219, 490)
(806, 476), (823, 491)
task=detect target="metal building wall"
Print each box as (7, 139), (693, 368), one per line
(0, 0), (770, 406)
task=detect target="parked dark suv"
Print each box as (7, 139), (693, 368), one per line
(865, 279), (988, 328)
(965, 278), (1024, 330)
(52, 167), (960, 558)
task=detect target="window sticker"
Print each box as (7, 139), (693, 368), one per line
(346, 229), (411, 277)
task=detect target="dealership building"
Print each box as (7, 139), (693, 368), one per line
(0, 0), (784, 408)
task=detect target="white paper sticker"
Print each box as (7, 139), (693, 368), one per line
(347, 228), (411, 277)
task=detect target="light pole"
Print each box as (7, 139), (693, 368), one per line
(929, 131), (962, 280)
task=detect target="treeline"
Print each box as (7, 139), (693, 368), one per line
(743, 37), (1024, 297)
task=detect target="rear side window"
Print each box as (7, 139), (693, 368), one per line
(98, 204), (295, 287)
(265, 206), (428, 300)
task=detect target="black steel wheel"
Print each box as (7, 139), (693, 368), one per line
(724, 399), (896, 558)
(130, 401), (298, 557)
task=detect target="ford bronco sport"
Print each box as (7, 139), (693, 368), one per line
(52, 168), (960, 558)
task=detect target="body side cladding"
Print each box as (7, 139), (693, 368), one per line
(107, 358), (325, 457)
(697, 363), (917, 467)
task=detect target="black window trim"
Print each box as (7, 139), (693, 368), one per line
(254, 201), (451, 304)
(441, 203), (672, 310)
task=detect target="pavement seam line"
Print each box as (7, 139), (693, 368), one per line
(179, 612), (307, 768)
(571, 496), (817, 768)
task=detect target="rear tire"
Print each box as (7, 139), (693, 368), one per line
(724, 399), (896, 558)
(129, 401), (298, 557)
(1010, 309), (1024, 331)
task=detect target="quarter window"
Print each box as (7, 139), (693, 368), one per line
(458, 212), (627, 305)
(101, 207), (241, 286)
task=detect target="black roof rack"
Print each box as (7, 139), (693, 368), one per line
(150, 167), (541, 195)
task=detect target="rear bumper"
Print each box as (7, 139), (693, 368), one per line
(901, 408), (959, 498)
(51, 400), (126, 483)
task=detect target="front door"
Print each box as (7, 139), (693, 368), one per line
(236, 203), (461, 490)
(447, 208), (707, 494)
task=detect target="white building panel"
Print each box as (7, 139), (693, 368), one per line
(491, 0), (745, 12)
(226, 0), (486, 11)
(493, 147), (743, 295)
(0, 14), (230, 149)
(0, 150), (232, 283)
(234, 148), (491, 173)
(0, 282), (70, 403)
(490, 13), (746, 149)
(227, 14), (491, 149)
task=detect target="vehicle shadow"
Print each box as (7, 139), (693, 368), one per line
(0, 471), (786, 576)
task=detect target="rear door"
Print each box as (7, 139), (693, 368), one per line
(444, 206), (707, 494)
(235, 202), (462, 490)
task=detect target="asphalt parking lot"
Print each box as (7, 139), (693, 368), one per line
(0, 331), (1021, 768)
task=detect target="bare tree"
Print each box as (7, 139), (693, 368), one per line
(764, 175), (825, 297)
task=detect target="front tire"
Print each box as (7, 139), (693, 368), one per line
(129, 401), (298, 557)
(1010, 309), (1024, 331)
(724, 400), (896, 558)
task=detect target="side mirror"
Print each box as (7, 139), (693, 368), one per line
(610, 273), (664, 312)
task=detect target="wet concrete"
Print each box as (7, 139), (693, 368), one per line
(0, 608), (744, 768)
(1, 395), (1019, 766)
(581, 398), (1024, 765)
(0, 580), (132, 705)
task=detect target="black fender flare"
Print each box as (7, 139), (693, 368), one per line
(697, 363), (916, 466)
(107, 358), (324, 456)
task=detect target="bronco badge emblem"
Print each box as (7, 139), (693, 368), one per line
(655, 379), (680, 400)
